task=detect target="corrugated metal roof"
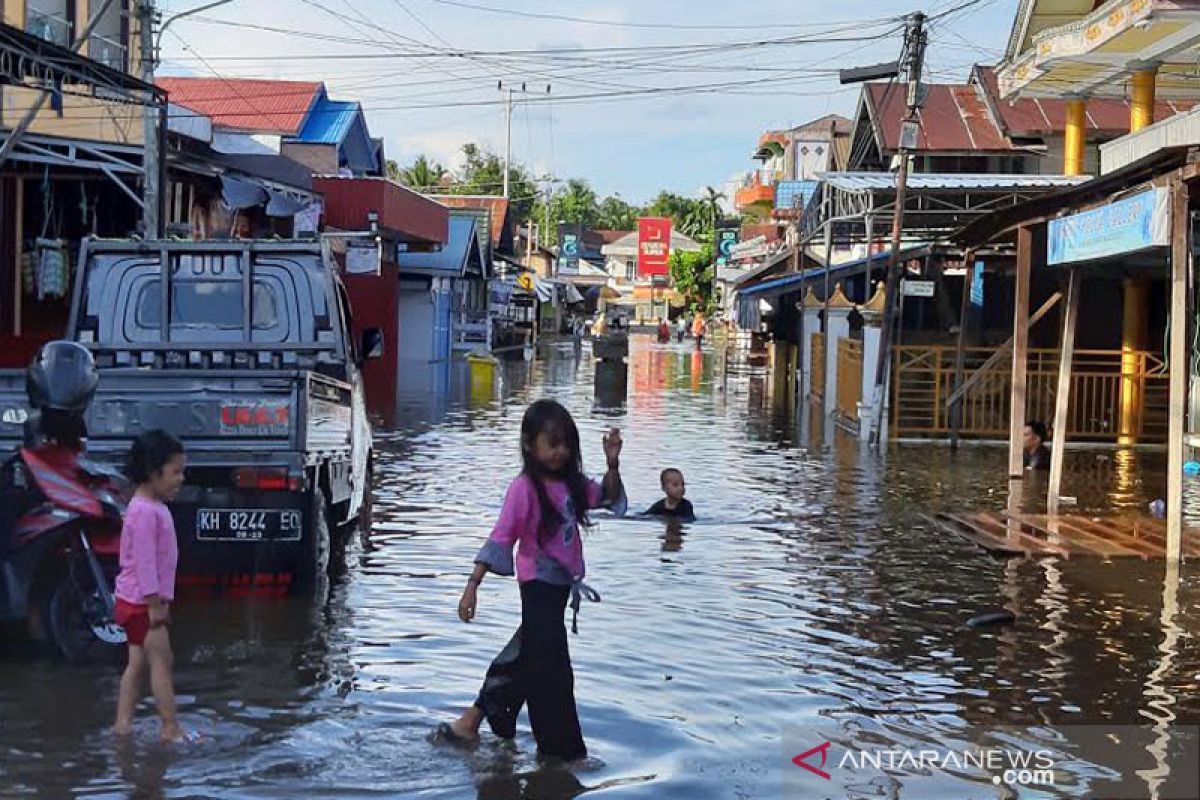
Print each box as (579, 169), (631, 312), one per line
(867, 82), (1014, 154)
(299, 98), (359, 144)
(739, 246), (931, 298)
(434, 196), (510, 248)
(818, 172), (1090, 192)
(775, 180), (817, 214)
(158, 77), (322, 135)
(396, 216), (483, 276)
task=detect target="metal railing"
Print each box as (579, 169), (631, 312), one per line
(890, 345), (1169, 442)
(88, 33), (128, 71)
(26, 8), (72, 47)
(836, 337), (863, 421)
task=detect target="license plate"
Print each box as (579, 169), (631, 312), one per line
(195, 509), (302, 542)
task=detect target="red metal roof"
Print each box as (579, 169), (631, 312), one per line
(432, 195), (510, 247)
(315, 176), (448, 245)
(867, 82), (1014, 153)
(158, 77), (323, 135)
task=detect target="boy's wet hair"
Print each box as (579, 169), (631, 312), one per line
(127, 429), (185, 485)
(661, 468), (683, 487)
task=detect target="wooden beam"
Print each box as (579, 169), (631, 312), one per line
(947, 290), (1062, 407)
(1048, 268), (1081, 513)
(1166, 181), (1190, 563)
(1009, 225), (1035, 478)
(950, 250), (974, 449)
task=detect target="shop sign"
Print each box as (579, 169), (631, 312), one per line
(637, 217), (672, 277)
(558, 224), (581, 275)
(1047, 188), (1169, 266)
(970, 261), (984, 307)
(902, 279), (935, 298)
(716, 228), (739, 266)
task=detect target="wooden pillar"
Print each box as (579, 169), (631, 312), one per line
(1048, 268), (1081, 514)
(1009, 225), (1035, 478)
(950, 249), (975, 449)
(1166, 181), (1190, 564)
(1119, 277), (1150, 444)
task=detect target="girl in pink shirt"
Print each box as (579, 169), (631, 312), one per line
(113, 430), (186, 742)
(441, 399), (625, 760)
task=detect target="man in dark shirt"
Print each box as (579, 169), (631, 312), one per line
(1023, 420), (1051, 472)
(645, 468), (695, 521)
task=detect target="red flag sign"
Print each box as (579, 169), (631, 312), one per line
(637, 217), (672, 277)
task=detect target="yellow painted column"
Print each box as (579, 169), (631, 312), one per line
(1119, 277), (1149, 444)
(1064, 99), (1088, 177)
(1130, 67), (1158, 132)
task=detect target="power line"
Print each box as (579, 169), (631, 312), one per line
(418, 0), (904, 32)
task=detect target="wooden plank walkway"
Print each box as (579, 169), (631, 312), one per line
(927, 511), (1200, 560)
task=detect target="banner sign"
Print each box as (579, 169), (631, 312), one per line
(345, 240), (381, 276)
(970, 260), (984, 307)
(558, 224), (581, 276)
(637, 217), (672, 277)
(1047, 188), (1169, 266)
(730, 235), (768, 261)
(716, 228), (738, 266)
(902, 279), (935, 298)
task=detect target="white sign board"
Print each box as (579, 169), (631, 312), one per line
(902, 279), (935, 298)
(346, 241), (381, 276)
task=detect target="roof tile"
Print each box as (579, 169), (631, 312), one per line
(158, 77), (323, 135)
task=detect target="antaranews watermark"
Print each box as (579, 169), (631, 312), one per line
(783, 725), (1199, 799)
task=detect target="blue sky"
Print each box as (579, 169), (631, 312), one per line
(158, 0), (1018, 205)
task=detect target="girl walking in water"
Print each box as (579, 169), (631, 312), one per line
(442, 399), (626, 760)
(113, 430), (186, 742)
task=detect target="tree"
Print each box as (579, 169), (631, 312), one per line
(700, 186), (727, 238)
(596, 195), (638, 230)
(559, 179), (598, 227)
(454, 143), (537, 224)
(391, 155), (448, 191)
(669, 244), (716, 313)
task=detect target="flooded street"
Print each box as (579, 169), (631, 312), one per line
(2, 336), (1199, 798)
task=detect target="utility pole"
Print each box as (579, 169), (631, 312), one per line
(862, 12), (927, 450)
(138, 0), (161, 238)
(497, 82), (550, 199)
(143, 1), (232, 238)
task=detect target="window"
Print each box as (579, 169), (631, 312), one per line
(625, 260), (636, 282)
(137, 280), (280, 331)
(88, 0), (126, 71)
(26, 1), (72, 47)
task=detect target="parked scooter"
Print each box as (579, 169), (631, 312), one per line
(0, 342), (126, 662)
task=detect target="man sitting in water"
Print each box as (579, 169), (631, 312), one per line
(1023, 420), (1051, 472)
(645, 468), (695, 521)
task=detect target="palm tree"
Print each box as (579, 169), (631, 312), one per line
(700, 185), (727, 237)
(396, 155), (448, 191)
(560, 178), (598, 226)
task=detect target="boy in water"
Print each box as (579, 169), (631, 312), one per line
(645, 468), (695, 521)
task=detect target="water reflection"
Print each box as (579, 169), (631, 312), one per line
(0, 335), (1197, 798)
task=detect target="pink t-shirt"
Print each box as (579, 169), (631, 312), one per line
(476, 474), (605, 585)
(114, 496), (179, 604)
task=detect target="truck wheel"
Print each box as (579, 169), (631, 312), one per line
(302, 484), (331, 597)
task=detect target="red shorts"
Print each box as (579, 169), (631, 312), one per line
(115, 599), (150, 647)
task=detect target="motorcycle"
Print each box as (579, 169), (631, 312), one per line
(0, 342), (127, 662)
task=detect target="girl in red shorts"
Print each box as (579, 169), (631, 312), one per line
(113, 430), (186, 742)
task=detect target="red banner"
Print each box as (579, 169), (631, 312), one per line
(637, 217), (672, 277)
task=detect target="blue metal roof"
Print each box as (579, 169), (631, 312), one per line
(738, 245), (931, 297)
(397, 216), (485, 277)
(296, 94), (380, 174)
(299, 97), (358, 144)
(774, 180), (817, 213)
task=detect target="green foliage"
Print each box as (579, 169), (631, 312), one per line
(389, 155), (448, 191)
(454, 143), (538, 224)
(669, 243), (716, 314)
(596, 195), (638, 230)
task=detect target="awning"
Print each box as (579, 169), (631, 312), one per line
(221, 175), (315, 217)
(738, 245), (931, 299)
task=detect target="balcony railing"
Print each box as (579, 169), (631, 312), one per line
(26, 8), (72, 47)
(89, 33), (128, 71)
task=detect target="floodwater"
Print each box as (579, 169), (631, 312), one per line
(2, 336), (1199, 799)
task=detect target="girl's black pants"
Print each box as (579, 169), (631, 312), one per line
(474, 580), (586, 760)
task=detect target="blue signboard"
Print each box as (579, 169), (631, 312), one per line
(1047, 188), (1169, 266)
(716, 229), (738, 266)
(557, 224), (582, 275)
(970, 260), (984, 307)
